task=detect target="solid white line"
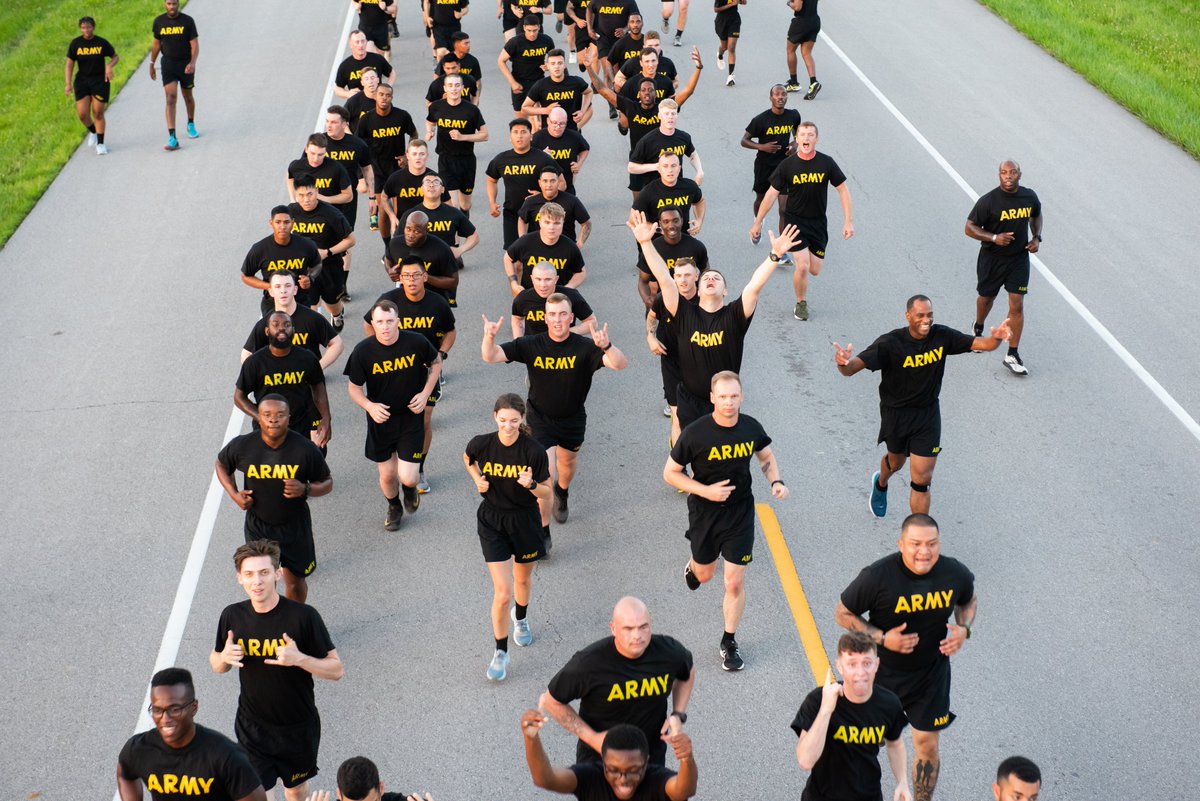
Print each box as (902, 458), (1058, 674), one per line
(116, 4), (358, 784)
(819, 31), (1200, 444)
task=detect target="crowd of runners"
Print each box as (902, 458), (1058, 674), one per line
(88, 1), (1048, 800)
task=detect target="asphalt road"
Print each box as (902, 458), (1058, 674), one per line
(2, 0), (1198, 799)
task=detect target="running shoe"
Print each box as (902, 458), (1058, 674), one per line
(869, 471), (887, 518)
(1003, 353), (1028, 375)
(486, 649), (510, 681)
(803, 80), (821, 100)
(720, 639), (744, 671)
(543, 528), (553, 554)
(726, 74), (735, 87)
(673, 33), (682, 47)
(779, 251), (794, 265)
(332, 313), (345, 332)
(662, 404), (672, 418)
(609, 106), (619, 120)
(662, 16), (669, 33)
(86, 132), (98, 147)
(384, 502), (403, 531)
(684, 561), (700, 591)
(716, 53), (725, 70)
(794, 300), (809, 321)
(96, 143), (108, 155)
(569, 51), (577, 63)
(552, 489), (569, 523)
(556, 17), (564, 32)
(369, 213), (379, 231)
(511, 608), (534, 646)
(164, 135), (180, 151)
(417, 474), (431, 494)
(784, 80), (802, 92)
(186, 122), (199, 138)
(402, 485), (421, 514)
(389, 19), (400, 36)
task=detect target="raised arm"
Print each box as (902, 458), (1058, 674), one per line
(481, 314), (509, 362)
(674, 47), (704, 106)
(628, 211), (677, 314)
(521, 710), (579, 793)
(740, 224), (799, 316)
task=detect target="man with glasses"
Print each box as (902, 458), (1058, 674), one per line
(118, 667), (266, 801)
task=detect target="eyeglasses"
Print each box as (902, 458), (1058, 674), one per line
(148, 700), (195, 719)
(399, 272), (425, 280)
(603, 764), (647, 781)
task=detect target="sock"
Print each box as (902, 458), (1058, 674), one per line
(728, 63), (736, 75)
(721, 631), (737, 646)
(403, 484), (417, 499)
(973, 323), (984, 337)
(789, 74), (798, 84)
(543, 525), (551, 537)
(875, 476), (887, 492)
(419, 453), (428, 470)
(555, 483), (568, 498)
(187, 117), (194, 124)
(168, 128), (176, 138)
(809, 75), (818, 84)
(87, 124), (96, 133)
(675, 29), (683, 37)
(495, 637), (508, 652)
(386, 494), (402, 507)
(97, 133), (105, 144)
(515, 603), (528, 621)
(1008, 347), (1019, 357)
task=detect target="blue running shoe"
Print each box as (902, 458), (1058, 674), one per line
(511, 608), (533, 646)
(164, 135), (180, 151)
(486, 649), (510, 681)
(870, 471), (887, 518)
(186, 122), (199, 139)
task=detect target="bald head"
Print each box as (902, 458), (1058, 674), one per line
(407, 210), (429, 226)
(611, 596), (652, 658)
(549, 106), (569, 124)
(999, 159), (1021, 173)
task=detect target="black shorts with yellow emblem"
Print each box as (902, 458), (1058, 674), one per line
(877, 657), (955, 732)
(878, 403), (941, 459)
(685, 496), (755, 566)
(478, 502), (545, 563)
(235, 712), (321, 790)
(244, 509), (317, 578)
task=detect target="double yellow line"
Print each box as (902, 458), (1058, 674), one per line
(756, 504), (830, 684)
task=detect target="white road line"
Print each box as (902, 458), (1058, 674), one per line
(116, 3), (357, 783)
(820, 31), (1200, 444)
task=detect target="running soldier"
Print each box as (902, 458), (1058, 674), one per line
(65, 16), (118, 155)
(486, 119), (558, 248)
(505, 202), (587, 294)
(425, 74), (489, 215)
(518, 165), (592, 243)
(522, 49), (594, 131)
(835, 514), (977, 801)
(149, 0), (199, 150)
(512, 261), (597, 337)
(664, 371), (787, 671)
(833, 295), (1011, 516)
(498, 18), (554, 114)
(235, 313), (332, 446)
(712, 0), (744, 85)
(241, 272), (343, 370)
(532, 107), (591, 194)
(386, 209), (461, 307)
(334, 30), (393, 98)
(210, 540), (344, 801)
(784, 0), (820, 98)
(636, 208), (707, 310)
(240, 206), (323, 315)
(288, 176), (355, 330)
(401, 174), (481, 281)
(627, 99), (703, 196)
(741, 85), (800, 231)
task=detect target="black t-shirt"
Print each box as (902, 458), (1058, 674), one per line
(616, 96), (660, 149)
(118, 725), (261, 801)
(236, 347), (325, 433)
(636, 234), (708, 277)
(506, 232), (586, 288)
(438, 52), (483, 81)
(464, 431), (550, 511)
(968, 185), (1042, 257)
(386, 234), (460, 305)
(617, 73), (675, 103)
(335, 52), (393, 91)
(794, 0), (818, 18)
(650, 291), (698, 358)
(571, 762), (674, 801)
(629, 129), (695, 168)
(402, 203), (477, 250)
(426, 73), (479, 105)
(344, 333), (440, 412)
(214, 597), (335, 726)
(287, 158), (352, 207)
(607, 34), (645, 68)
(486, 148), (556, 211)
(768, 151), (847, 220)
(383, 167), (449, 218)
(518, 191), (591, 241)
(217, 430), (331, 526)
(512, 286), (594, 335)
(547, 634), (693, 763)
(67, 36), (116, 79)
(592, 0), (639, 39)
(503, 34), (554, 86)
(632, 178), (702, 228)
(500, 332), (605, 418)
(426, 98), (486, 156)
(745, 107), (802, 166)
(288, 200), (353, 251)
(526, 75), (591, 129)
(152, 12), (197, 62)
(532, 128), (590, 191)
(356, 107), (418, 167)
(619, 55), (676, 82)
(857, 325), (976, 409)
(430, 0), (470, 26)
(670, 413), (770, 507)
(362, 288), (456, 348)
(840, 553), (976, 672)
(240, 235), (322, 302)
(358, 0), (396, 26)
(323, 133), (371, 183)
(791, 684), (907, 801)
(345, 90), (377, 125)
(672, 298), (752, 398)
(244, 305), (338, 360)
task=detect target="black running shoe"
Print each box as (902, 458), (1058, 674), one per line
(803, 80), (822, 100)
(720, 639), (744, 671)
(552, 489), (568, 523)
(402, 485), (421, 514)
(684, 561), (700, 591)
(384, 502), (403, 531)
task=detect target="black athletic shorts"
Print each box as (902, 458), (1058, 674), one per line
(160, 58), (195, 90)
(313, 258), (346, 304)
(878, 403), (941, 459)
(510, 87), (530, 111)
(365, 410), (425, 462)
(502, 6), (521, 31)
(74, 76), (110, 103)
(753, 157), (785, 194)
(596, 34), (618, 61)
(714, 9), (741, 40)
(976, 250), (1030, 297)
(554, 0), (568, 13)
(574, 25), (594, 52)
(438, 153), (477, 193)
(675, 383), (714, 430)
(337, 197), (358, 231)
(235, 711), (321, 790)
(478, 501), (545, 562)
(502, 207), (521, 249)
(782, 213), (829, 258)
(361, 22), (391, 51)
(527, 403), (585, 451)
(432, 24), (460, 50)
(661, 355), (682, 406)
(787, 14), (820, 44)
(877, 658), (956, 732)
(244, 509), (317, 578)
(685, 496), (755, 566)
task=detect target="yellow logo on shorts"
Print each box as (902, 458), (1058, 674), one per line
(932, 447), (940, 454)
(521, 551), (540, 560)
(933, 714), (950, 727)
(740, 554), (751, 563)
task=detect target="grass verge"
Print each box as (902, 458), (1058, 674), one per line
(978, 0), (1200, 160)
(0, 2), (186, 250)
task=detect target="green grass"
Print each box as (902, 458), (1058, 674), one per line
(0, 2), (184, 250)
(978, 0), (1200, 160)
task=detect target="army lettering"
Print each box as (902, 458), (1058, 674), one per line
(832, 725), (886, 745)
(892, 589), (954, 614)
(503, 164), (538, 176)
(262, 371), (306, 386)
(479, 461), (532, 477)
(372, 355), (417, 373)
(266, 258), (307, 272)
(292, 221), (326, 234)
(901, 347), (943, 369)
(605, 673), (670, 702)
(145, 774), (216, 795)
(244, 464), (300, 480)
(75, 45), (105, 56)
(159, 25), (186, 35)
(688, 331), (724, 347)
(791, 172), (826, 185)
(532, 355), (577, 369)
(999, 207), (1033, 221)
(706, 441), (754, 460)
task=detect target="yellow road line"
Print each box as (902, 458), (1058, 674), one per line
(757, 503), (831, 684)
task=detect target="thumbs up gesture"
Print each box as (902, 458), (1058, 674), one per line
(219, 631), (244, 668)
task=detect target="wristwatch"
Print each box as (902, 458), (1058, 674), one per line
(671, 711), (688, 724)
(768, 252), (783, 262)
